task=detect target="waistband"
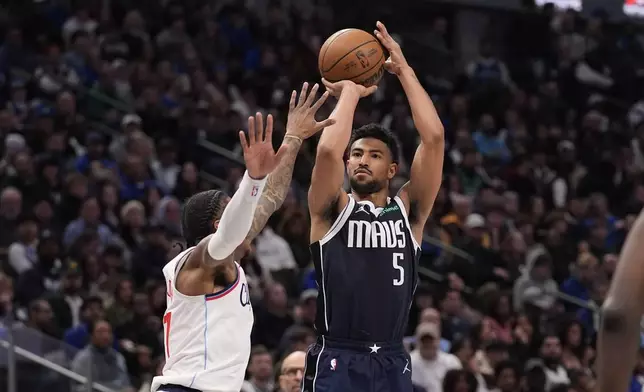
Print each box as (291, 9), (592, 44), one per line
(317, 336), (405, 354)
(158, 384), (201, 392)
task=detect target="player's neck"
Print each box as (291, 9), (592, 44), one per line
(351, 190), (389, 208)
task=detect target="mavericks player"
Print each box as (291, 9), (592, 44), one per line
(303, 22), (444, 392)
(151, 83), (334, 392)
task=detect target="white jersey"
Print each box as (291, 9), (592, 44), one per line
(151, 247), (253, 392)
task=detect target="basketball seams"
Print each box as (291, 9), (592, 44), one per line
(325, 49), (385, 84)
(321, 39), (379, 73)
(318, 29), (353, 72)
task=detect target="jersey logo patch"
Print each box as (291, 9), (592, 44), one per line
(330, 358), (337, 371)
(356, 205), (370, 215)
(251, 185), (259, 197)
(239, 283), (251, 308)
(379, 204), (400, 216)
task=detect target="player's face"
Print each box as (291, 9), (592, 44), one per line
(346, 138), (397, 196)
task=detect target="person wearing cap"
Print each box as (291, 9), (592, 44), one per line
(109, 113), (142, 162)
(410, 322), (462, 392)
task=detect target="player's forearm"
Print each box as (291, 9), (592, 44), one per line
(597, 212), (644, 392)
(245, 136), (303, 242)
(398, 67), (444, 144)
(206, 171), (267, 261)
(317, 89), (360, 157)
(597, 306), (640, 392)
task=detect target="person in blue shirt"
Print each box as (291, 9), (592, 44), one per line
(74, 132), (117, 175)
(64, 296), (116, 350)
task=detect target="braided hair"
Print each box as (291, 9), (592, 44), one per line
(181, 190), (227, 247)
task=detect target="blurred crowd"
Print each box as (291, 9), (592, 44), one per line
(1, 0), (644, 392)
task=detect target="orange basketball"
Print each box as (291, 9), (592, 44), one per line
(318, 29), (385, 87)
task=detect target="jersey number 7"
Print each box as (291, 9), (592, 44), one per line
(393, 253), (404, 286)
(163, 311), (172, 358)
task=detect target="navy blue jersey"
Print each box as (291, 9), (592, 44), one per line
(310, 195), (420, 343)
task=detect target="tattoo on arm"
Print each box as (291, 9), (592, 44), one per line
(245, 137), (303, 242)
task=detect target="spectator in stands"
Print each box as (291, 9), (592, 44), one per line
(63, 296), (106, 349)
(63, 196), (114, 248)
(252, 282), (293, 351)
(411, 322), (462, 392)
(71, 319), (133, 392)
(538, 334), (570, 390)
(277, 350), (306, 392)
(7, 214), (39, 275)
(241, 345), (274, 392)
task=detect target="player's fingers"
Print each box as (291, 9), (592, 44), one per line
(264, 114), (274, 142)
(288, 90), (297, 112)
(255, 112), (264, 142)
(247, 116), (256, 145)
(311, 91), (330, 113)
(315, 118), (336, 130)
(363, 85), (378, 97)
(304, 83), (319, 108)
(321, 78), (334, 90)
(238, 131), (249, 152)
(376, 21), (390, 38)
(297, 82), (309, 107)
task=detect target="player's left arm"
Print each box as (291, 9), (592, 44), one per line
(374, 22), (444, 243)
(597, 209), (644, 392)
(242, 83), (335, 246)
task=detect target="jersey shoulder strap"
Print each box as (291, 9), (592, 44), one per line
(163, 247), (195, 282)
(392, 196), (421, 250)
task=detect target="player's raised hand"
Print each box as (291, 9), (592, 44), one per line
(373, 21), (410, 76)
(286, 82), (337, 140)
(239, 113), (288, 179)
(321, 78), (377, 99)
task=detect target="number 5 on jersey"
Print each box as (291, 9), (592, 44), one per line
(393, 253), (404, 286)
(163, 311), (172, 358)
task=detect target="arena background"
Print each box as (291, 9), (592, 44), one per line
(0, 0), (642, 391)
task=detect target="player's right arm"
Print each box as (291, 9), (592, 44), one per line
(308, 80), (376, 243)
(597, 209), (644, 392)
(195, 113), (287, 267)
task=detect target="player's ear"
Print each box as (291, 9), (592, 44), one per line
(213, 219), (220, 231)
(388, 162), (397, 180)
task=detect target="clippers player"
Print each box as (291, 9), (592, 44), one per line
(151, 83), (334, 392)
(303, 22), (445, 392)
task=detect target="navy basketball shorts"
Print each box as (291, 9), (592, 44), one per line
(301, 336), (413, 392)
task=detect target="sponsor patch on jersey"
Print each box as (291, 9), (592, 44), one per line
(379, 204), (400, 216)
(330, 358), (337, 371)
(251, 185), (259, 197)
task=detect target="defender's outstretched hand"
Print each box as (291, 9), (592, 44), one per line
(374, 21), (410, 76)
(321, 78), (377, 99)
(286, 82), (337, 139)
(239, 113), (287, 179)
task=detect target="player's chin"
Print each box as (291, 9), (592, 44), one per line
(351, 173), (372, 182)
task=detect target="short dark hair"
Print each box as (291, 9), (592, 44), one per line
(181, 190), (227, 246)
(250, 344), (270, 358)
(349, 123), (400, 163)
(81, 296), (103, 313)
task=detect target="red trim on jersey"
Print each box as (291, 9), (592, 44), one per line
(205, 267), (240, 301)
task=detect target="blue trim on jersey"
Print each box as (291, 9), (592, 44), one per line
(205, 266), (240, 300)
(188, 373), (197, 388)
(203, 297), (208, 369)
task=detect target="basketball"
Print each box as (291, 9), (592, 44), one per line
(318, 29), (386, 87)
